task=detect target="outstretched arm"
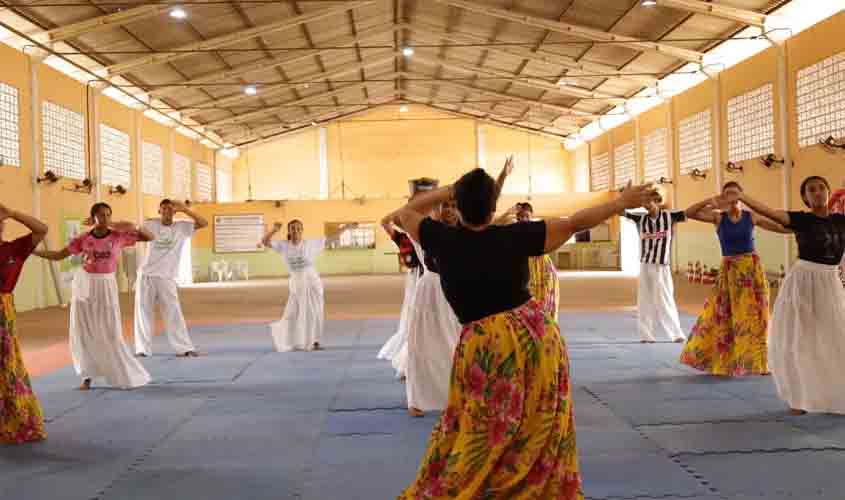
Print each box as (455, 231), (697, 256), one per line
(685, 197), (719, 224)
(544, 183), (659, 253)
(493, 205), (518, 226)
(262, 222), (282, 248)
(33, 247), (71, 261)
(0, 204), (49, 246)
(390, 186), (453, 243)
(110, 221), (154, 242)
(173, 201), (209, 230)
(753, 213), (792, 234)
(716, 193), (790, 227)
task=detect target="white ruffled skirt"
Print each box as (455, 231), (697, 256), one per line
(378, 270), (419, 366)
(271, 267), (324, 352)
(70, 271), (150, 389)
(770, 259), (845, 413)
(404, 272), (461, 412)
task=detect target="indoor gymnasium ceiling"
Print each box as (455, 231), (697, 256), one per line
(0, 0), (792, 146)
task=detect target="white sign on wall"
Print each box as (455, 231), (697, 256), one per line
(213, 214), (265, 254)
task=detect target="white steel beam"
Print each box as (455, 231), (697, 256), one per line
(408, 21), (659, 87)
(38, 4), (174, 44)
(655, 0), (767, 28)
(183, 53), (398, 118)
(149, 23), (401, 99)
(105, 1), (374, 77)
(206, 75), (399, 129)
(412, 53), (626, 104)
(431, 0), (706, 62)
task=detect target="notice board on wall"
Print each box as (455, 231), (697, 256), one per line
(213, 214), (265, 253)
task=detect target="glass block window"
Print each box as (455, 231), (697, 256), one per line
(678, 109), (713, 175)
(643, 128), (669, 182)
(99, 124), (131, 188)
(590, 152), (610, 192)
(0, 82), (20, 167)
(42, 101), (86, 180)
(613, 141), (636, 189)
(797, 52), (845, 148)
(171, 153), (191, 200)
(196, 163), (212, 202)
(142, 141), (163, 196)
(727, 83), (774, 163)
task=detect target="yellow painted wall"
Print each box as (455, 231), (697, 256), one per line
(188, 191), (616, 279)
(0, 46), (217, 312)
(231, 105), (569, 202)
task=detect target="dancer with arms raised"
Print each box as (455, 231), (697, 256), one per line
(390, 161), (656, 499)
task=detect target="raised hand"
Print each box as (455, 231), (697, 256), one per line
(503, 154), (515, 177)
(83, 216), (95, 226)
(619, 182), (659, 210)
(171, 200), (187, 213)
(708, 192), (740, 211)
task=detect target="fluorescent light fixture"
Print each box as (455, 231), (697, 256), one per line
(641, 0), (657, 6)
(169, 7), (187, 19)
(399, 105), (409, 113)
(244, 85), (257, 96)
(402, 47), (415, 57)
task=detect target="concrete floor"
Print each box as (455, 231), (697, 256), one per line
(6, 273), (832, 500)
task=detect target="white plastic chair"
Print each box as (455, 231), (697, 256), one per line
(232, 261), (249, 281)
(210, 260), (227, 282)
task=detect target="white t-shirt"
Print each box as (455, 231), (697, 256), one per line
(140, 220), (196, 278)
(271, 239), (325, 273)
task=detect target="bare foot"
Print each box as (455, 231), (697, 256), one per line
(78, 379), (92, 391)
(789, 408), (807, 416)
(674, 338), (686, 343)
(408, 407), (424, 418)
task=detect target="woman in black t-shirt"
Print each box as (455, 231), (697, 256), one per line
(714, 176), (845, 415)
(388, 164), (656, 500)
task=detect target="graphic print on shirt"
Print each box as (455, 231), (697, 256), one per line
(624, 210), (686, 266)
(85, 239), (114, 267)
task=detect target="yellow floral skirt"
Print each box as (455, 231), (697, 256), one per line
(529, 255), (560, 319)
(398, 300), (582, 500)
(680, 253), (770, 376)
(1, 293), (47, 444)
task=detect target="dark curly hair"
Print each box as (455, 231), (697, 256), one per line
(454, 168), (497, 226)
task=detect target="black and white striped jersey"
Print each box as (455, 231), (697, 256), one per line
(624, 210), (687, 266)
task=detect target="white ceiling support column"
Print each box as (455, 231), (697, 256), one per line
(655, 0), (767, 28)
(431, 0), (706, 63)
(105, 1), (374, 77)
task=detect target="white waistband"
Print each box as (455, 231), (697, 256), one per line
(80, 270), (117, 280)
(793, 259), (839, 272)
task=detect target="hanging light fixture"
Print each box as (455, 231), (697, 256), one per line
(169, 7), (188, 19)
(402, 47), (415, 57)
(244, 85), (258, 96)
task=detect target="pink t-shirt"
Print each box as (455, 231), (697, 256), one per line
(68, 231), (140, 274)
